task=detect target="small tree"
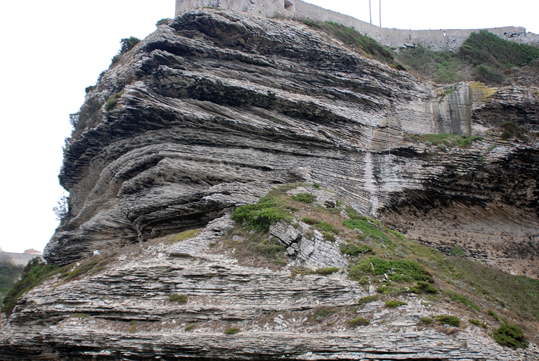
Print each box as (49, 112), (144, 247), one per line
(119, 37), (140, 55)
(53, 195), (69, 221)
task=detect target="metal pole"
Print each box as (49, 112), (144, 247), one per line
(369, 0), (372, 24)
(379, 0), (381, 27)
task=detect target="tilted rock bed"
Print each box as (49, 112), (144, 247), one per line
(2, 186), (537, 359)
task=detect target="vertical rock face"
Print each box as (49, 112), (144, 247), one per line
(42, 10), (539, 277)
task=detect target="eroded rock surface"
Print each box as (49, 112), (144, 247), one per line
(2, 217), (538, 360)
(39, 10), (539, 278)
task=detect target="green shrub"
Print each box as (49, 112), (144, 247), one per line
(0, 259), (24, 300)
(224, 327), (241, 335)
(444, 290), (480, 311)
(417, 133), (483, 148)
(312, 183), (320, 189)
(105, 92), (123, 111)
(347, 317), (370, 327)
(499, 121), (529, 142)
(318, 221), (339, 234)
(340, 242), (372, 256)
(301, 217), (320, 225)
(385, 299), (407, 308)
(488, 309), (500, 321)
(231, 197), (289, 231)
(435, 315), (461, 327)
(304, 21), (403, 70)
(376, 284), (395, 294)
(314, 267), (339, 275)
(450, 245), (465, 257)
(343, 218), (390, 244)
(322, 232), (336, 242)
(185, 324), (196, 331)
(493, 323), (528, 349)
(350, 257), (433, 283)
(419, 317), (433, 325)
(119, 37), (140, 55)
(2, 258), (58, 314)
(460, 30), (539, 69)
(468, 319), (487, 328)
(314, 306), (335, 320)
(169, 294), (188, 304)
(156, 18), (170, 26)
(291, 193), (316, 203)
(254, 239), (287, 259)
(358, 295), (379, 304)
(129, 321), (137, 334)
(409, 281), (438, 294)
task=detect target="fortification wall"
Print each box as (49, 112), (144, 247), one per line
(175, 0), (539, 50)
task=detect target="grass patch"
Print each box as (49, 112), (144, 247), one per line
(291, 193), (316, 204)
(169, 228), (202, 244)
(444, 290), (480, 311)
(493, 323), (528, 349)
(314, 306), (335, 321)
(304, 20), (404, 70)
(349, 256), (433, 283)
(347, 317), (370, 327)
(358, 295), (379, 304)
(169, 294), (188, 304)
(419, 317), (433, 325)
(74, 313), (90, 320)
(313, 267), (339, 275)
(129, 320), (137, 334)
(231, 196), (290, 232)
(185, 323), (196, 331)
(406, 133), (483, 148)
(435, 315), (461, 327)
(343, 218), (390, 244)
(105, 91), (123, 111)
(396, 30), (539, 85)
(409, 281), (438, 294)
(385, 299), (407, 308)
(224, 327), (240, 335)
(340, 241), (372, 256)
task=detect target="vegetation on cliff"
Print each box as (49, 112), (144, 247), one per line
(210, 183), (539, 348)
(396, 30), (539, 85)
(0, 256), (23, 301)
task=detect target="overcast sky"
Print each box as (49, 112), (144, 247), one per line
(0, 0), (537, 254)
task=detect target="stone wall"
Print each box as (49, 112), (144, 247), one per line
(175, 0), (539, 50)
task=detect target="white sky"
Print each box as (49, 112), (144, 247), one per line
(0, 0), (537, 253)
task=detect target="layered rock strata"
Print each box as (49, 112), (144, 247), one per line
(43, 10), (539, 278)
(2, 215), (538, 360)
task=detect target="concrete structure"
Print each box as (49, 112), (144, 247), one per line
(175, 0), (539, 50)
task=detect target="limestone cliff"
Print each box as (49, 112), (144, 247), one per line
(45, 10), (538, 277)
(2, 9), (539, 360)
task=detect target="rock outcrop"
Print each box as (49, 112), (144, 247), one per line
(2, 210), (538, 360)
(2, 9), (538, 360)
(43, 10), (538, 278)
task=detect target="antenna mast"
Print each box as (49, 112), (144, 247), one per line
(379, 0), (382, 27)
